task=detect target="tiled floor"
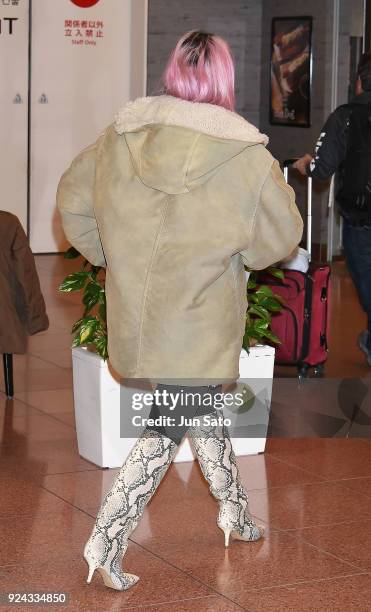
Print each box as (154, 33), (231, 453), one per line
(0, 255), (371, 611)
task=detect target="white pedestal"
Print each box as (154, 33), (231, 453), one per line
(72, 345), (275, 468)
(72, 347), (137, 468)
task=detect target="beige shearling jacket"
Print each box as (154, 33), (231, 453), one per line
(57, 95), (303, 382)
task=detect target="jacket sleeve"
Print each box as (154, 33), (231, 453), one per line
(12, 222), (49, 335)
(57, 134), (106, 267)
(241, 160), (303, 270)
(307, 106), (349, 181)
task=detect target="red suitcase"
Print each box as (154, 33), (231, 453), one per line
(259, 160), (331, 377)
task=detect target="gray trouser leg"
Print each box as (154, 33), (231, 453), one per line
(146, 384), (222, 445)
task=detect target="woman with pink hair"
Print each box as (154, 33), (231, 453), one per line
(58, 31), (302, 591)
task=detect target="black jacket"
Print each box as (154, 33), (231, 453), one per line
(308, 91), (371, 182)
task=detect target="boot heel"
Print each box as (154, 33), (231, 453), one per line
(86, 559), (97, 584)
(222, 527), (232, 548)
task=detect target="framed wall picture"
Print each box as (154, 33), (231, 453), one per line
(270, 16), (313, 127)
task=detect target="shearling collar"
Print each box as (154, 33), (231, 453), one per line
(114, 95), (269, 145)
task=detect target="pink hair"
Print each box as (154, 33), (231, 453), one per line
(162, 31), (235, 111)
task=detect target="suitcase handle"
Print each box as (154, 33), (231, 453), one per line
(282, 159), (312, 261)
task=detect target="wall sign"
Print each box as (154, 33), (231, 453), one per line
(0, 16), (18, 33)
(64, 17), (104, 47)
(70, 0), (101, 7)
(270, 16), (313, 127)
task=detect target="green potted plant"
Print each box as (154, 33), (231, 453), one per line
(59, 247), (108, 359)
(59, 248), (283, 466)
(243, 268), (283, 349)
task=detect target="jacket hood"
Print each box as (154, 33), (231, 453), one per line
(114, 95), (269, 194)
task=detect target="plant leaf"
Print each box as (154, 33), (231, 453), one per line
(244, 267), (286, 348)
(247, 304), (270, 321)
(244, 328), (263, 345)
(266, 266), (285, 280)
(59, 271), (91, 293)
(254, 285), (275, 298)
(247, 277), (257, 290)
(91, 265), (102, 278)
(253, 319), (269, 332)
(258, 296), (284, 311)
(262, 329), (282, 344)
(64, 246), (81, 260)
(93, 334), (108, 360)
(98, 295), (106, 322)
(82, 281), (102, 313)
(71, 318), (84, 333)
(73, 316), (99, 346)
(243, 328), (259, 348)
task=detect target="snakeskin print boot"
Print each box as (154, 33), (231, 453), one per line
(189, 416), (265, 547)
(84, 429), (177, 590)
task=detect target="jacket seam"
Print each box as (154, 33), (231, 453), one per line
(69, 227), (100, 240)
(248, 160), (275, 245)
(122, 132), (172, 194)
(230, 261), (245, 327)
(136, 197), (171, 372)
(123, 132), (144, 188)
(87, 129), (107, 265)
(184, 133), (201, 191)
(189, 144), (252, 185)
(233, 154), (274, 260)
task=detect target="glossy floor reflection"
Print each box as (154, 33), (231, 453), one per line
(0, 255), (370, 611)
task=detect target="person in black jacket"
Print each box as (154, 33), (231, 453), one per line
(294, 53), (371, 366)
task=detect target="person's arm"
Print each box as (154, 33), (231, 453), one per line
(293, 106), (349, 180)
(241, 160), (303, 270)
(57, 132), (107, 267)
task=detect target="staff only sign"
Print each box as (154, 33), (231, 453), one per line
(65, 0), (104, 47)
(64, 17), (104, 46)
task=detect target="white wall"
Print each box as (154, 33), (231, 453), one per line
(29, 0), (147, 253)
(0, 0), (29, 231)
(0, 0), (147, 252)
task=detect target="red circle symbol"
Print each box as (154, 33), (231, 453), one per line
(70, 0), (100, 8)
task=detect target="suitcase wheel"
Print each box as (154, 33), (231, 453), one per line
(313, 363), (325, 378)
(298, 363), (325, 379)
(298, 363), (309, 379)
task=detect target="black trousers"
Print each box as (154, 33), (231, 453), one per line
(145, 384), (222, 445)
